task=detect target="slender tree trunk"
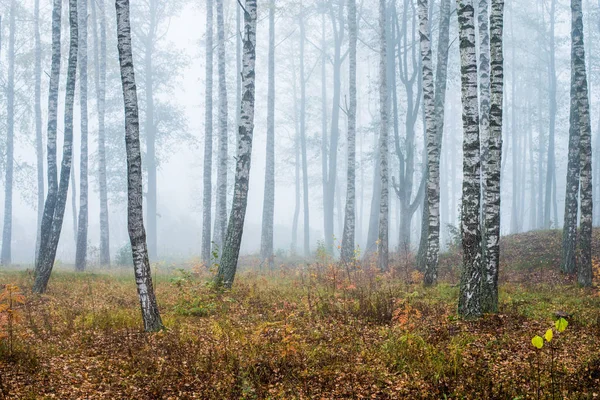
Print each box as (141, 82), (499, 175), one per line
(216, 0), (257, 288)
(260, 0), (275, 270)
(1, 0), (15, 265)
(324, 5), (344, 254)
(418, 0), (437, 283)
(299, 11), (310, 257)
(116, 0), (163, 331)
(422, 0), (451, 286)
(34, 0), (78, 294)
(562, 0), (582, 275)
(573, 0), (593, 286)
(377, 0), (389, 272)
(71, 166), (78, 243)
(478, 0), (491, 180)
(509, 10), (518, 234)
(457, 0), (482, 319)
(213, 0), (229, 257)
(34, 0), (44, 264)
(341, 0), (357, 263)
(92, 0), (110, 266)
(201, 0), (214, 267)
(481, 0), (504, 313)
(144, 1), (157, 260)
(35, 0), (62, 287)
(365, 144), (381, 256)
(75, 0), (89, 271)
(291, 43), (300, 254)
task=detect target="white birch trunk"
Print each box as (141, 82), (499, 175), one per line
(216, 0), (257, 288)
(75, 0), (89, 271)
(213, 0), (229, 257)
(377, 0), (389, 272)
(201, 0), (214, 267)
(341, 0), (357, 263)
(116, 0), (163, 331)
(260, 0), (275, 270)
(573, 0), (593, 286)
(481, 0), (504, 313)
(457, 0), (483, 319)
(1, 0), (15, 265)
(34, 0), (78, 293)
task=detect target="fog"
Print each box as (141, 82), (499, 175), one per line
(0, 0), (598, 266)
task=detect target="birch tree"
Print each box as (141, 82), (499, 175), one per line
(260, 0), (275, 270)
(573, 0), (593, 287)
(341, 0), (357, 263)
(35, 0), (62, 288)
(323, 2), (346, 254)
(418, 0), (436, 284)
(116, 0), (163, 332)
(1, 0), (15, 265)
(481, 0), (504, 313)
(34, 0), (44, 262)
(544, 0), (557, 229)
(457, 0), (482, 319)
(75, 0), (89, 271)
(91, 0), (110, 266)
(201, 0), (214, 267)
(34, 0), (78, 294)
(562, 0), (582, 275)
(216, 0), (257, 288)
(213, 0), (229, 256)
(378, 0), (389, 272)
(299, 8), (310, 257)
(420, 0), (451, 286)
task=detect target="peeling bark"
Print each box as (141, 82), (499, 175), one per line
(457, 0), (482, 319)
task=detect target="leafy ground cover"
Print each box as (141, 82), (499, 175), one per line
(1, 230), (599, 399)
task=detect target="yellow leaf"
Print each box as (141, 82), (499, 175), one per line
(555, 317), (568, 332)
(544, 329), (553, 342)
(531, 335), (544, 349)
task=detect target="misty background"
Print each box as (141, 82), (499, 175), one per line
(1, 0), (598, 265)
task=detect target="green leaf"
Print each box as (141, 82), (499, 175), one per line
(544, 329), (553, 342)
(555, 317), (568, 332)
(531, 335), (544, 349)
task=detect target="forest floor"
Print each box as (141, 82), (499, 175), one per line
(1, 230), (600, 399)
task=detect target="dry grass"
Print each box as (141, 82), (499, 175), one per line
(1, 233), (600, 399)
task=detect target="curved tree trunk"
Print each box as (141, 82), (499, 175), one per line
(116, 0), (163, 331)
(216, 0), (257, 288)
(34, 0), (78, 294)
(341, 0), (357, 264)
(75, 0), (89, 271)
(213, 0), (229, 258)
(35, 0), (62, 287)
(481, 0), (504, 314)
(201, 0), (214, 267)
(260, 0), (275, 270)
(457, 0), (482, 319)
